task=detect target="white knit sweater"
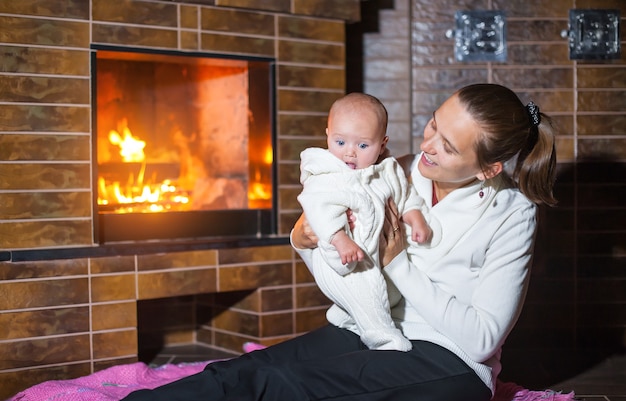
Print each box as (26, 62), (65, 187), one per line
(293, 153), (536, 395)
(297, 147), (438, 275)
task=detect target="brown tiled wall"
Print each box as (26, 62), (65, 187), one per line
(0, 243), (331, 398)
(363, 0), (626, 389)
(0, 0), (360, 397)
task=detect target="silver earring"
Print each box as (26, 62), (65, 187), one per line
(479, 181), (485, 198)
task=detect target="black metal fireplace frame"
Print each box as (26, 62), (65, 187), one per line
(91, 45), (278, 244)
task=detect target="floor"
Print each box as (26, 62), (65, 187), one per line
(550, 354), (626, 401)
(149, 345), (626, 400)
(147, 343), (240, 366)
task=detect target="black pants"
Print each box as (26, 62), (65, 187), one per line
(123, 324), (491, 401)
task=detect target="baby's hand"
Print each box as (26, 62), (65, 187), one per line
(412, 224), (433, 244)
(402, 209), (432, 244)
(331, 231), (364, 265)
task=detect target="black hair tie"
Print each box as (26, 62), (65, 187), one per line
(526, 102), (541, 127)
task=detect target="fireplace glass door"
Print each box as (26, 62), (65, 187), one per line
(93, 47), (275, 242)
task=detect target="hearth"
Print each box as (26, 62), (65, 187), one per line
(92, 46), (276, 242)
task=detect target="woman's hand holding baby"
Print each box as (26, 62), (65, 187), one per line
(380, 198), (406, 268)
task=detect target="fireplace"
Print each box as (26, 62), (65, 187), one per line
(0, 2), (364, 398)
(92, 46), (277, 243)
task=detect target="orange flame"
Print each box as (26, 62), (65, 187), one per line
(98, 120), (272, 212)
(248, 146), (272, 205)
(98, 120), (189, 212)
(108, 118), (146, 163)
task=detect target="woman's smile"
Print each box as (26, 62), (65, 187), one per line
(421, 153), (436, 167)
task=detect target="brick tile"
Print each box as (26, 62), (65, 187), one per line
(200, 32), (274, 56)
(91, 274), (136, 302)
(0, 334), (90, 369)
(0, 362), (90, 401)
(0, 259), (88, 280)
(278, 15), (344, 41)
(0, 46), (89, 75)
(92, 24), (178, 48)
(0, 278), (88, 309)
(92, 0), (178, 27)
(0, 307), (89, 339)
(218, 245), (291, 264)
(137, 269), (217, 299)
(92, 329), (137, 359)
(137, 250), (217, 271)
(201, 7), (274, 35)
(0, 16), (89, 47)
(92, 301), (137, 331)
(218, 263), (291, 292)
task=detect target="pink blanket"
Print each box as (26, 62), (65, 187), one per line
(8, 343), (575, 401)
(8, 360), (210, 401)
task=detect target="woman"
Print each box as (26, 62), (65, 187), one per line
(123, 83), (557, 401)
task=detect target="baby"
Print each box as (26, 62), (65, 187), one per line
(297, 92), (440, 351)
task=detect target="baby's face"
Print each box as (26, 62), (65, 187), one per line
(326, 109), (387, 170)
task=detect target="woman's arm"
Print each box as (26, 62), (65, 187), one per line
(291, 213), (319, 249)
(377, 154), (416, 266)
(379, 198), (407, 267)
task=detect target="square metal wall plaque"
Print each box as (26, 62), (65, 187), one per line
(452, 10), (507, 62)
(567, 9), (621, 60)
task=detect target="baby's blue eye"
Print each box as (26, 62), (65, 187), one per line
(337, 140), (345, 146)
(359, 143), (368, 149)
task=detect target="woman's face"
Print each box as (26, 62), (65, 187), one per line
(418, 93), (486, 189)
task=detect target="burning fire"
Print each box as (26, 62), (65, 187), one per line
(97, 119), (190, 212)
(98, 119), (272, 213)
(108, 118), (146, 163)
(249, 147), (273, 202)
